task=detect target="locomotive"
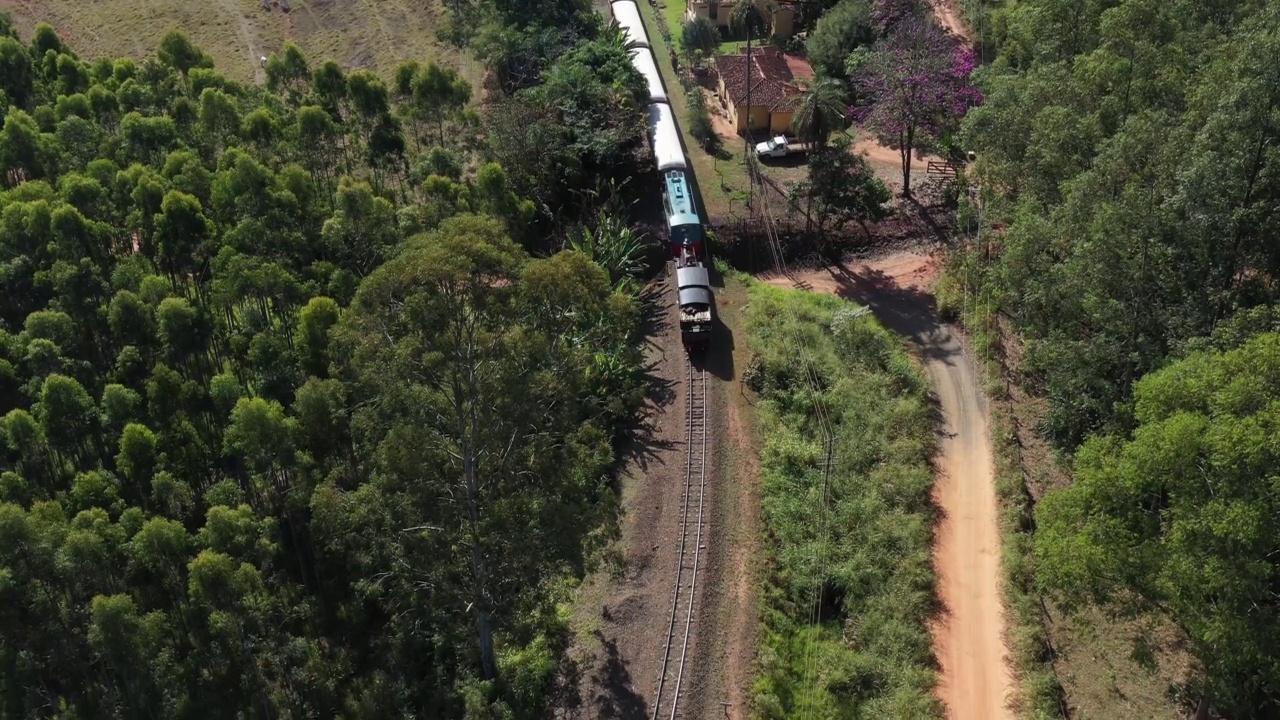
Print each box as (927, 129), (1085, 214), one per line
(611, 0), (714, 350)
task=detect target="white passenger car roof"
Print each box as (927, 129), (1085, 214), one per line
(630, 48), (667, 104)
(611, 1), (650, 49)
(648, 103), (687, 172)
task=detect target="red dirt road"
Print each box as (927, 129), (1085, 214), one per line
(763, 251), (1015, 720)
(929, 0), (971, 40)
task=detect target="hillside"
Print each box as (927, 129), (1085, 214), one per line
(0, 0), (480, 84)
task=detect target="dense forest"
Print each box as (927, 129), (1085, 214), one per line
(0, 0), (659, 715)
(959, 0), (1280, 714)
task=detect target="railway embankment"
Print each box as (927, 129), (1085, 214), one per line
(565, 268), (747, 720)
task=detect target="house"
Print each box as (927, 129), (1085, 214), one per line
(713, 47), (811, 135)
(686, 0), (798, 40)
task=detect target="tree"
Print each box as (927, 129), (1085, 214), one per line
(679, 16), (720, 66)
(806, 0), (875, 78)
(100, 384), (142, 434)
(263, 42), (310, 104)
(339, 215), (524, 681)
(0, 107), (43, 184)
(532, 32), (648, 185)
(116, 422), (158, 490)
(198, 88), (241, 152)
(37, 373), (96, 462)
(791, 76), (849, 149)
(1036, 333), (1280, 716)
(790, 134), (890, 235)
(120, 112), (178, 165)
(686, 84), (719, 153)
(222, 401), (290, 476)
(0, 36), (34, 108)
(153, 190), (213, 284)
(473, 162), (535, 234)
(851, 14), (981, 194)
(410, 61), (472, 146)
(156, 31), (211, 76)
(294, 296), (340, 377)
(320, 178), (398, 276)
(337, 214), (623, 685)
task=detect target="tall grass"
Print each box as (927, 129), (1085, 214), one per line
(743, 281), (942, 719)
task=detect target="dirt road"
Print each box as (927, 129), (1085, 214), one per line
(929, 0), (970, 40)
(765, 251), (1015, 720)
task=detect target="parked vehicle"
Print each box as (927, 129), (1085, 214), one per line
(755, 135), (791, 158)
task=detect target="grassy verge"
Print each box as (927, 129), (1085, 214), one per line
(741, 279), (942, 718)
(660, 0), (686, 37)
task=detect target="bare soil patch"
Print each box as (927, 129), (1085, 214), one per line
(761, 250), (1016, 720)
(929, 0), (971, 40)
(852, 135), (938, 193)
(711, 280), (762, 720)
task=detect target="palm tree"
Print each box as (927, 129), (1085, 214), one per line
(791, 76), (848, 150)
(792, 77), (850, 232)
(569, 208), (650, 290)
(729, 0), (778, 206)
(602, 20), (647, 54)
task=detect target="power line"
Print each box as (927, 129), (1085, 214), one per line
(750, 165), (837, 717)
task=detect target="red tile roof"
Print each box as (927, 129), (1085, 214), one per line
(714, 47), (805, 113)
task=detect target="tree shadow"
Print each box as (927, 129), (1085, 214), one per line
(757, 151), (809, 169)
(825, 260), (961, 368)
(584, 631), (649, 720)
(901, 193), (957, 244)
(637, 282), (671, 346)
(616, 360), (680, 477)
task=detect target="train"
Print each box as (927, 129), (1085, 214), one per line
(611, 0), (713, 350)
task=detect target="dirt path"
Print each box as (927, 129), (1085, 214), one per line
(928, 0), (971, 40)
(217, 0), (267, 84)
(763, 250), (1015, 720)
(566, 273), (753, 720)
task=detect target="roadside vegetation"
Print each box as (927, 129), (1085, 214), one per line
(0, 0), (661, 714)
(945, 0), (1280, 716)
(742, 281), (940, 718)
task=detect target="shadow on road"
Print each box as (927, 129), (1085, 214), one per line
(826, 260), (960, 368)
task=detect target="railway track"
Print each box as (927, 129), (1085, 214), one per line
(651, 358), (709, 720)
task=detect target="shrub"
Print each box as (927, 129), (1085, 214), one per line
(745, 282), (942, 718)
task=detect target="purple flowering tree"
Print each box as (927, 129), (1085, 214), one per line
(851, 14), (983, 195)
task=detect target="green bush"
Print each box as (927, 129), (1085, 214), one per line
(686, 87), (719, 154)
(744, 282), (942, 718)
